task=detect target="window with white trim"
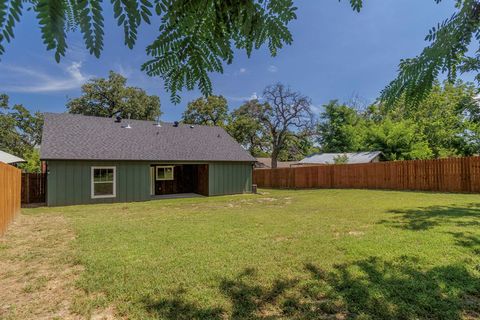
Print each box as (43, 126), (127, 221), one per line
(91, 166), (116, 198)
(156, 166), (174, 180)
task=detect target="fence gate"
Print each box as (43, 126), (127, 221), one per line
(21, 173), (46, 204)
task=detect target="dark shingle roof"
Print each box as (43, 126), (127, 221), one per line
(40, 113), (255, 162)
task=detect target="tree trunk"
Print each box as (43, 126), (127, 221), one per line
(271, 149), (279, 168)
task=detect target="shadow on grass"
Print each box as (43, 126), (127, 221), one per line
(379, 203), (480, 231)
(448, 231), (480, 256)
(143, 288), (225, 320)
(142, 256), (480, 319)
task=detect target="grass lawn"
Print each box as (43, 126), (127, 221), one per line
(7, 189), (480, 319)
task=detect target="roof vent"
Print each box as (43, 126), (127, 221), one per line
(173, 121), (179, 127)
(154, 115), (162, 127)
(122, 113), (132, 129)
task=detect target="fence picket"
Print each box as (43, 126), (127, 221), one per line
(253, 157), (480, 193)
(0, 163), (21, 235)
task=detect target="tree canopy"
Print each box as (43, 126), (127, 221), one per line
(246, 83), (314, 168)
(1, 1), (476, 105)
(0, 94), (43, 172)
(181, 95), (229, 127)
(317, 101), (366, 153)
(227, 100), (270, 157)
(316, 81), (479, 160)
(0, 0), (303, 102)
(183, 83), (316, 166)
(380, 0), (480, 105)
(67, 71), (161, 120)
(1, 1), (473, 104)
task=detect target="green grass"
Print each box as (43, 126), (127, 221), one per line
(25, 189), (480, 319)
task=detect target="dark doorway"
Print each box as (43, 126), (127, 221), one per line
(151, 164), (208, 196)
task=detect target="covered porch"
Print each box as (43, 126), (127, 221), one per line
(149, 164), (209, 197)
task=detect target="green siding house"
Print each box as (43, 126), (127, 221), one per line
(41, 113), (255, 206)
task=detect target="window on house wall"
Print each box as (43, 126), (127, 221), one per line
(91, 166), (116, 198)
(156, 166), (174, 180)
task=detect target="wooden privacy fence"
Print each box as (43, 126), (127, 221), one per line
(253, 156), (480, 193)
(0, 162), (21, 236)
(22, 173), (47, 204)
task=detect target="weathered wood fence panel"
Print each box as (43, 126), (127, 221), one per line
(0, 162), (21, 235)
(253, 156), (480, 193)
(21, 173), (47, 204)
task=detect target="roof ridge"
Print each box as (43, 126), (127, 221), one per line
(43, 112), (224, 129)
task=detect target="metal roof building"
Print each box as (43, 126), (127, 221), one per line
(0, 150), (25, 164)
(299, 151), (383, 165)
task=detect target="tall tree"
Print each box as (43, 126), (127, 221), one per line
(0, 94), (43, 171)
(277, 133), (318, 161)
(227, 100), (269, 156)
(0, 94), (22, 154)
(0, 0), (305, 102)
(317, 101), (366, 152)
(365, 118), (433, 160)
(67, 71), (161, 120)
(182, 95), (229, 127)
(244, 84), (314, 168)
(397, 81), (478, 157)
(370, 81), (479, 157)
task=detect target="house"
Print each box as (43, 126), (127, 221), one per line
(40, 113), (255, 206)
(254, 157), (299, 168)
(299, 151), (383, 165)
(0, 150), (26, 166)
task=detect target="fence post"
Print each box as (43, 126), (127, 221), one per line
(25, 174), (30, 204)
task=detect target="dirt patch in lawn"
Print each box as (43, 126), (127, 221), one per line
(0, 212), (83, 319)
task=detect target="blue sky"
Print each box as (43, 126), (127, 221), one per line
(0, 0), (472, 121)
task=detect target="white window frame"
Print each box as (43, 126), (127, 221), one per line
(156, 166), (174, 181)
(150, 166), (155, 195)
(91, 166), (116, 199)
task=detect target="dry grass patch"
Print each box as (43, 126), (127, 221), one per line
(0, 212), (83, 320)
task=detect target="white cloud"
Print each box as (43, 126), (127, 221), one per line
(232, 67), (248, 76)
(114, 63), (135, 78)
(227, 92), (262, 102)
(0, 61), (90, 93)
(268, 65), (278, 73)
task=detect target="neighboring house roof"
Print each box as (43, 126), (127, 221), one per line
(299, 151), (383, 165)
(41, 113), (256, 162)
(0, 150), (25, 164)
(255, 157), (298, 168)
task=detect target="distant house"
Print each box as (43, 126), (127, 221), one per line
(40, 113), (255, 206)
(0, 150), (25, 166)
(299, 151), (383, 165)
(255, 157), (299, 168)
